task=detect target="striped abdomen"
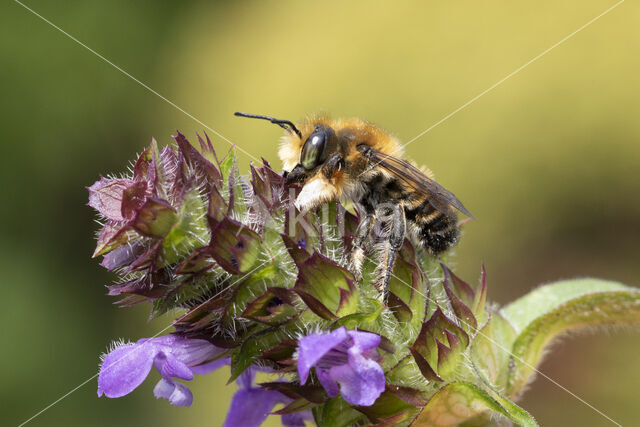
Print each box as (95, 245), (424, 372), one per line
(404, 198), (459, 255)
(357, 172), (460, 255)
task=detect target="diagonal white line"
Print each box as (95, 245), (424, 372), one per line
(363, 253), (622, 426)
(18, 375), (98, 427)
(13, 0), (260, 163)
(18, 262), (267, 426)
(399, 0), (625, 152)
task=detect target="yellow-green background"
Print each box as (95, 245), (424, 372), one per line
(2, 1), (638, 426)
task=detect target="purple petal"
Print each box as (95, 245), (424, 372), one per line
(346, 330), (381, 352)
(237, 365), (275, 389)
(190, 357), (230, 375)
(97, 341), (156, 398)
(87, 177), (135, 221)
(153, 378), (193, 407)
(153, 377), (175, 400)
(297, 327), (348, 384)
(154, 352), (193, 381)
(238, 367), (256, 390)
(223, 389), (282, 427)
(282, 410), (314, 427)
(151, 335), (223, 367)
(316, 368), (339, 398)
(166, 382), (193, 407)
(329, 351), (385, 406)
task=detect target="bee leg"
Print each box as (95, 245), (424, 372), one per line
(349, 212), (376, 281)
(321, 153), (344, 179)
(374, 204), (406, 301)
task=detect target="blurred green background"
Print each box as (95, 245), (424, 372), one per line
(2, 1), (638, 426)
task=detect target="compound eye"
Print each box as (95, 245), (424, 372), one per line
(300, 131), (327, 170)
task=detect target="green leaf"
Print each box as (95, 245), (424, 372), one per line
(412, 382), (537, 427)
(500, 278), (632, 333)
(442, 264), (487, 325)
(441, 264), (476, 308)
(503, 280), (640, 396)
(293, 251), (358, 320)
(131, 198), (178, 238)
(206, 217), (262, 274)
(388, 257), (428, 335)
(151, 273), (216, 318)
(384, 355), (427, 389)
(223, 264), (278, 325)
(472, 265), (488, 321)
(409, 307), (469, 381)
(485, 391), (537, 427)
(331, 300), (383, 331)
(176, 248), (213, 274)
(443, 277), (477, 333)
(470, 313), (538, 427)
(207, 185), (227, 224)
(225, 152), (247, 218)
(355, 389), (418, 425)
(240, 287), (299, 325)
(313, 396), (367, 427)
(218, 148), (235, 180)
(230, 320), (298, 381)
(162, 188), (209, 265)
(470, 311), (517, 391)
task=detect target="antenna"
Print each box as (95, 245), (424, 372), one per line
(234, 112), (302, 138)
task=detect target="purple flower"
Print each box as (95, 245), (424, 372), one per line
(224, 367), (313, 427)
(97, 334), (226, 407)
(297, 326), (385, 406)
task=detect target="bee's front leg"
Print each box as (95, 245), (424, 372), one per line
(349, 212), (376, 281)
(321, 153), (344, 179)
(374, 204), (406, 301)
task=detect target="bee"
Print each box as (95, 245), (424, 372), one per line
(235, 112), (473, 300)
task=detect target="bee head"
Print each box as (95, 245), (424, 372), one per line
(234, 112), (338, 187)
(283, 124), (337, 185)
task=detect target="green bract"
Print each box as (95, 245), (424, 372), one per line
(89, 134), (640, 426)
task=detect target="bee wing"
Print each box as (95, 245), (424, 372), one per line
(368, 150), (474, 218)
